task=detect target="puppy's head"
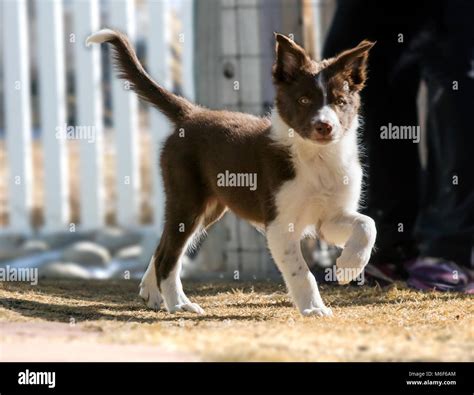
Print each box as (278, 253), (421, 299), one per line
(272, 34), (374, 145)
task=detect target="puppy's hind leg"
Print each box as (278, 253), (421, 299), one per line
(157, 218), (205, 314)
(139, 253), (164, 310)
(153, 192), (221, 314)
(139, 201), (207, 313)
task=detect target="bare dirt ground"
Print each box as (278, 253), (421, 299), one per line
(0, 279), (472, 362)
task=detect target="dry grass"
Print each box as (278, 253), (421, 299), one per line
(0, 279), (472, 362)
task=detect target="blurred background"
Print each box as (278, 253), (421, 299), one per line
(0, 0), (341, 281)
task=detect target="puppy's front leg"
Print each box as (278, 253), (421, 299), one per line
(266, 223), (332, 317)
(320, 212), (376, 284)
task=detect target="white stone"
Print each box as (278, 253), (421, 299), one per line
(62, 241), (111, 267)
(20, 239), (49, 253)
(115, 244), (142, 260)
(95, 228), (142, 254)
(39, 261), (91, 279)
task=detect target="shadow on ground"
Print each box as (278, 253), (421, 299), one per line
(0, 279), (289, 323)
(1, 279), (470, 323)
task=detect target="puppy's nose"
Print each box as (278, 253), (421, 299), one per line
(315, 121), (333, 136)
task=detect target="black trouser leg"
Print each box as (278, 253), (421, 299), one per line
(415, 0), (474, 266)
(323, 0), (425, 264)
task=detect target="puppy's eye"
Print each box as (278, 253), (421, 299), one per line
(335, 97), (347, 106)
(298, 97), (311, 105)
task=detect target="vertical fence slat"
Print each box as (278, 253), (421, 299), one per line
(307, 0), (336, 60)
(147, 0), (172, 233)
(309, 0), (324, 60)
(181, 0), (195, 101)
(3, 0), (33, 232)
(110, 0), (140, 227)
(73, 0), (105, 230)
(37, 0), (70, 232)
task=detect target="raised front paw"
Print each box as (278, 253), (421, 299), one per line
(336, 248), (371, 284)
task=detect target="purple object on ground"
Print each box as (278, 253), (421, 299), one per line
(405, 257), (473, 293)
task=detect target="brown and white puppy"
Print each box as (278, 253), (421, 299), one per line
(87, 30), (376, 316)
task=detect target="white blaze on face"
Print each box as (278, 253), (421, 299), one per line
(314, 73), (342, 138)
(317, 72), (327, 105)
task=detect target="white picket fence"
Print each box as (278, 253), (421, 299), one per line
(1, 0), (195, 235)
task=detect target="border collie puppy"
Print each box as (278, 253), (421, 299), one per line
(87, 30), (376, 316)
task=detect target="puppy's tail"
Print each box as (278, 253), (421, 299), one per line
(86, 29), (195, 123)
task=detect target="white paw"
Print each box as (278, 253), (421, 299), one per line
(302, 306), (333, 317)
(139, 281), (163, 310)
(160, 272), (204, 315)
(167, 302), (205, 315)
(336, 248), (370, 284)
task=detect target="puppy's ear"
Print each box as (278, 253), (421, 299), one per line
(330, 40), (375, 91)
(273, 33), (309, 83)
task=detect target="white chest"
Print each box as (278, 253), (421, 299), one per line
(273, 138), (362, 233)
(269, 110), (363, 233)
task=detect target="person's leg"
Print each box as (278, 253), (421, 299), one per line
(416, 0), (474, 267)
(323, 0), (427, 266)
